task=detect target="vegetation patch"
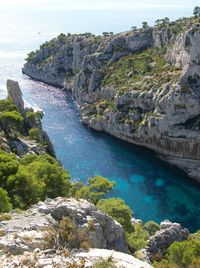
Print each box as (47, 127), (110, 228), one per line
(156, 16), (200, 36)
(102, 48), (181, 95)
(0, 213), (12, 222)
(92, 257), (118, 268)
(44, 216), (93, 251)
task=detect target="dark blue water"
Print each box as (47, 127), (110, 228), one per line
(0, 9), (200, 232)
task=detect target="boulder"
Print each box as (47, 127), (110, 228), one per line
(146, 220), (189, 261)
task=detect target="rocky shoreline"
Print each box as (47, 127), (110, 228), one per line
(23, 17), (200, 182)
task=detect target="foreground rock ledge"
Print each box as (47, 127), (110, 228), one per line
(0, 249), (152, 268)
(0, 197), (128, 255)
(0, 197), (153, 267)
(0, 197), (190, 267)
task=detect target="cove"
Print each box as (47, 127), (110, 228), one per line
(21, 76), (200, 232)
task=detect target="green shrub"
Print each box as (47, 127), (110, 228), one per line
(155, 236), (200, 268)
(0, 187), (12, 212)
(144, 221), (160, 236)
(26, 51), (37, 62)
(166, 240), (200, 268)
(25, 110), (43, 128)
(92, 257), (117, 268)
(97, 198), (133, 232)
(126, 223), (149, 252)
(0, 213), (12, 221)
(190, 258), (200, 268)
(153, 261), (178, 268)
(102, 48), (180, 94)
(189, 230), (200, 240)
(0, 110), (24, 133)
(0, 151), (71, 210)
(28, 127), (41, 143)
(59, 216), (91, 250)
(44, 216), (92, 251)
(75, 176), (115, 204)
(7, 154), (71, 209)
(0, 150), (19, 187)
(0, 98), (17, 112)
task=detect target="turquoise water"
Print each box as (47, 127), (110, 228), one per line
(0, 9), (200, 232)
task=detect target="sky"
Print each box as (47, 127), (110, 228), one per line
(0, 0), (198, 35)
(0, 0), (199, 11)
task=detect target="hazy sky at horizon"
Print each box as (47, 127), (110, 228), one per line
(0, 0), (198, 11)
(0, 0), (198, 35)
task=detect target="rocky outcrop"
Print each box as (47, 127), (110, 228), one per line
(146, 220), (189, 261)
(22, 18), (200, 182)
(7, 136), (46, 156)
(0, 80), (55, 157)
(0, 197), (128, 255)
(0, 197), (157, 267)
(0, 198), (190, 267)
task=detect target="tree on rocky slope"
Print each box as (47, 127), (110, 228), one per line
(193, 6), (200, 18)
(74, 176), (115, 204)
(97, 198), (133, 232)
(0, 108), (24, 135)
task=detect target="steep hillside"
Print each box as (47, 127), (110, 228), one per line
(0, 80), (54, 157)
(23, 17), (200, 182)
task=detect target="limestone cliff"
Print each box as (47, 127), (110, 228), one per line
(23, 17), (200, 182)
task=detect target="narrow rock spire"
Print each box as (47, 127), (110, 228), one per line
(6, 79), (25, 115)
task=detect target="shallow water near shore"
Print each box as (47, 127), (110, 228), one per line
(0, 9), (200, 232)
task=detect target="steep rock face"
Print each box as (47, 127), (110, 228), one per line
(22, 20), (200, 182)
(0, 197), (128, 255)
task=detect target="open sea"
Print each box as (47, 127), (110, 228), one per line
(0, 8), (200, 232)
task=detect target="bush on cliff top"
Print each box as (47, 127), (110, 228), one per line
(0, 110), (24, 134)
(0, 98), (17, 113)
(0, 98), (40, 137)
